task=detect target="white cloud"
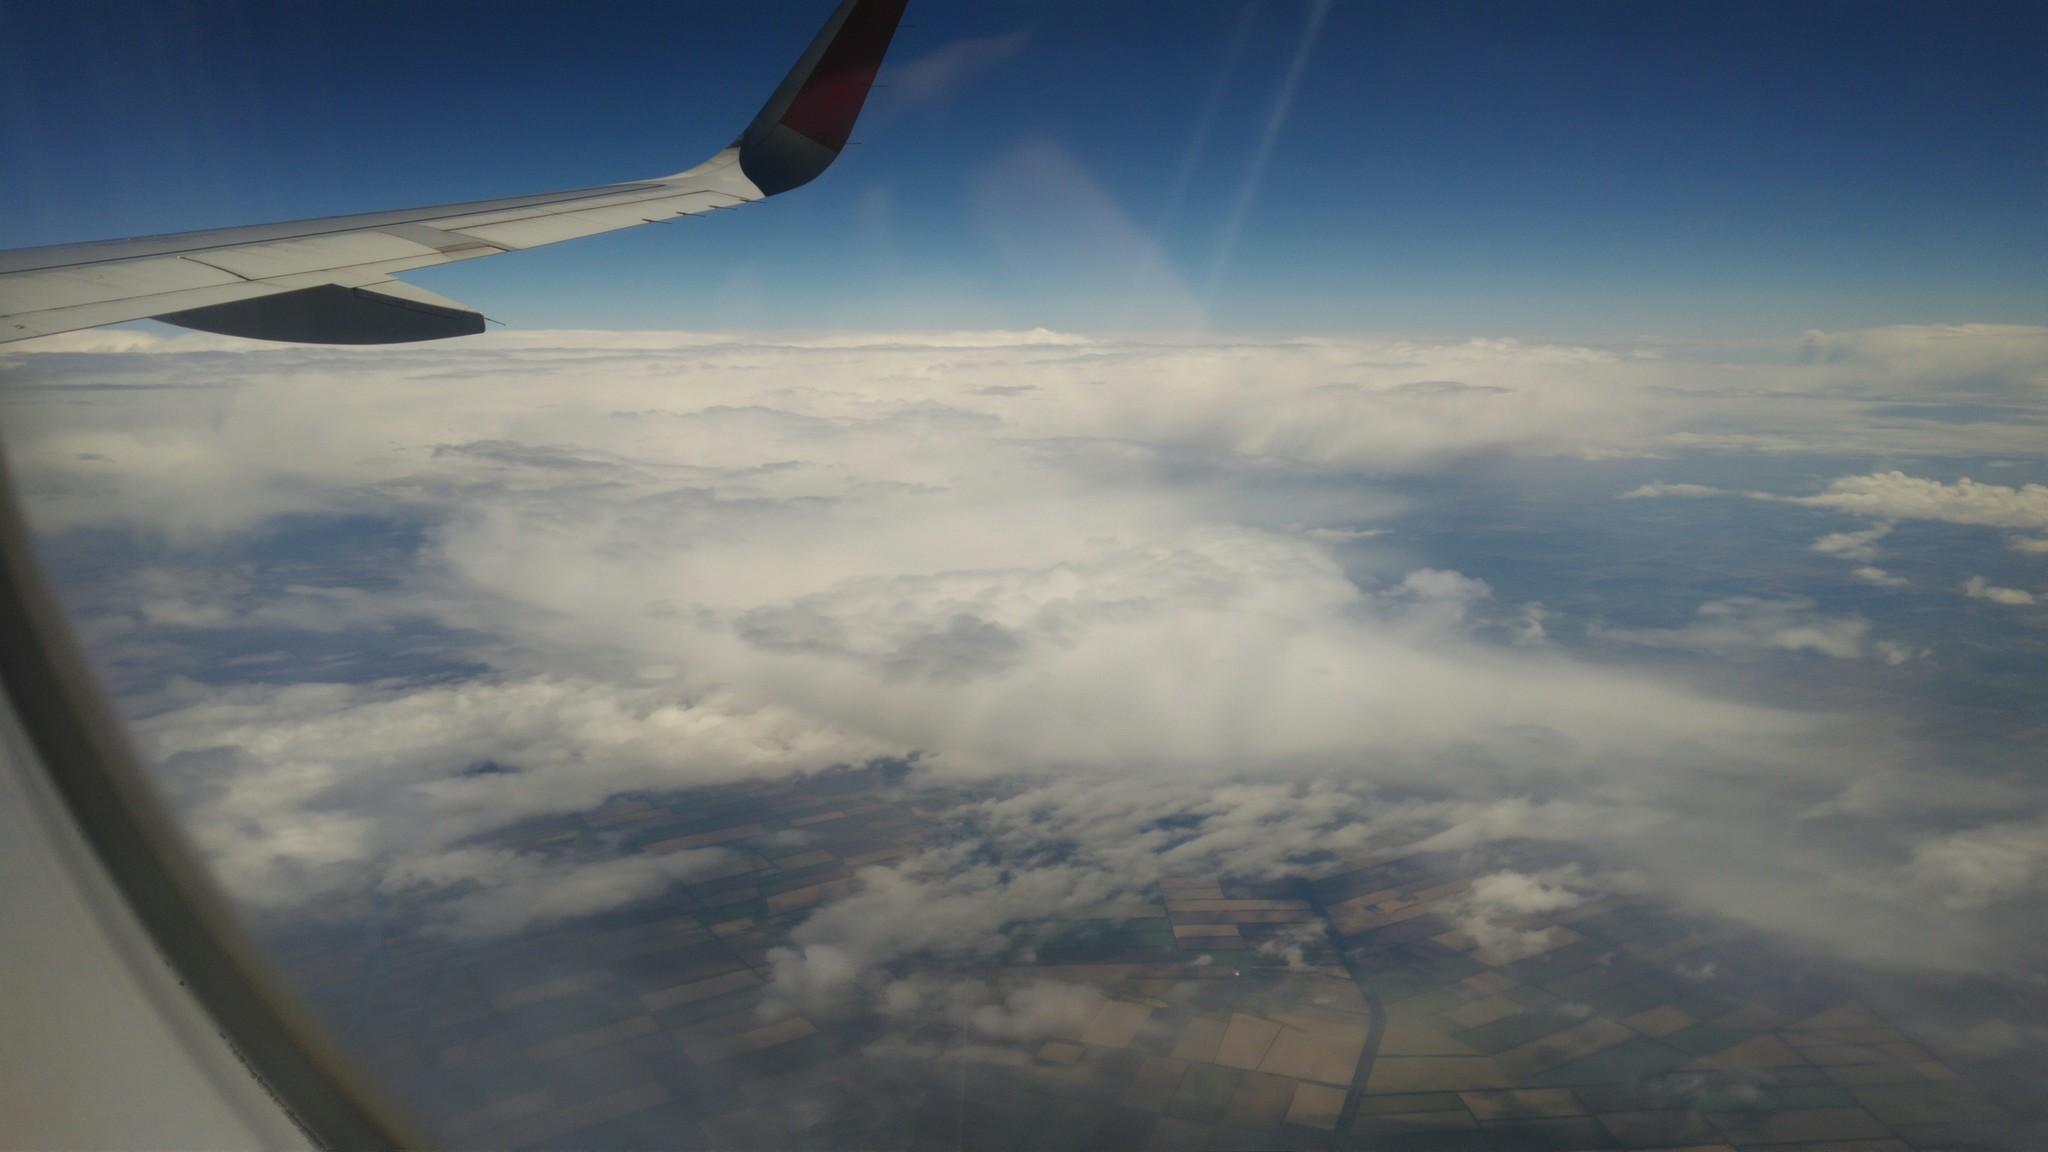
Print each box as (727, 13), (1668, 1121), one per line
(1467, 868), (1590, 917)
(1, 330), (1821, 936)
(1302, 526), (1390, 543)
(1962, 577), (2037, 606)
(1597, 597), (1872, 660)
(1684, 472), (2048, 614)
(961, 980), (1105, 1042)
(138, 677), (891, 911)
(1513, 603), (1551, 646)
(1392, 567), (1492, 603)
(1811, 524), (1891, 561)
(760, 778), (1426, 1004)
(1784, 472), (2048, 533)
(1621, 482), (1726, 499)
(1440, 869), (1590, 964)
(1631, 470), (2048, 597)
(381, 846), (733, 940)
(1797, 324), (2048, 395)
(755, 775), (1863, 1004)
(862, 975), (1115, 1061)
(4, 326), (2045, 971)
(1908, 820), (2048, 911)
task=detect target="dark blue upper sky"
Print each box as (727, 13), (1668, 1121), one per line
(3, 0), (2042, 337)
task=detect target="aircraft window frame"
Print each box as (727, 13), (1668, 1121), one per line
(0, 445), (419, 1149)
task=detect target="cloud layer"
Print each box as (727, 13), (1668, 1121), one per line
(2, 324), (2045, 977)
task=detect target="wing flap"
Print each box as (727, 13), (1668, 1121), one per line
(155, 281), (484, 345)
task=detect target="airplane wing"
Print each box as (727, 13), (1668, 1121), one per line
(0, 0), (907, 346)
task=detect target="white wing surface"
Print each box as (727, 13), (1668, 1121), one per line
(0, 0), (907, 345)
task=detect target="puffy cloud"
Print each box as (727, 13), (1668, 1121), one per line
(1908, 820), (2048, 911)
(1811, 524), (1891, 561)
(861, 975), (1113, 1063)
(137, 676), (891, 910)
(1302, 526), (1391, 543)
(1635, 470), (2048, 568)
(1390, 567), (1492, 603)
(757, 775), (1882, 1005)
(750, 731), (2019, 994)
(1440, 869), (1591, 964)
(1631, 472), (2048, 607)
(1, 329), (1813, 936)
(1962, 576), (2037, 606)
(1784, 472), (2048, 532)
(1464, 868), (1590, 917)
(762, 778), (1423, 1004)
(1596, 597), (1873, 660)
(960, 980), (1105, 1042)
(1621, 482), (1727, 499)
(1633, 469), (2048, 623)
(763, 944), (863, 1011)
(380, 846), (733, 940)
(1797, 324), (2048, 395)
(1512, 603), (1552, 646)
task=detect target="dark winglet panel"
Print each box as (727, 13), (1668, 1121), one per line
(738, 0), (909, 196)
(156, 283), (486, 345)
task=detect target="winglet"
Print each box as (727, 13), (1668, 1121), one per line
(736, 0), (909, 196)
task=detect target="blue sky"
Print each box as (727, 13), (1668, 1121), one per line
(3, 0), (2044, 336)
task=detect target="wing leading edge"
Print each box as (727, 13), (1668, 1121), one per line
(0, 0), (907, 346)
